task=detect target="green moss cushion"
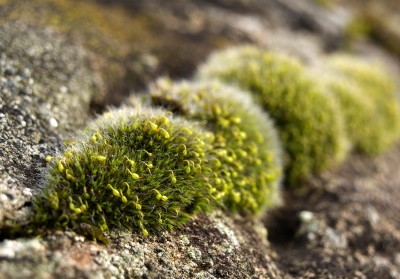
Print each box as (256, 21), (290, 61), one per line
(326, 55), (400, 154)
(148, 78), (283, 213)
(197, 46), (348, 184)
(33, 107), (216, 238)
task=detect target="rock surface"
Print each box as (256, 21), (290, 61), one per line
(0, 211), (283, 279)
(266, 143), (400, 278)
(0, 23), (95, 228)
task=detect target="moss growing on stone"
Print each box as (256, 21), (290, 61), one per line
(147, 78), (283, 213)
(320, 76), (376, 154)
(197, 46), (348, 184)
(325, 55), (400, 154)
(33, 107), (218, 240)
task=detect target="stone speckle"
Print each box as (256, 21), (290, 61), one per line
(0, 23), (95, 227)
(0, 212), (283, 279)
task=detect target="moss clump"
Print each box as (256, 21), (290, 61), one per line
(33, 107), (218, 240)
(197, 46), (348, 184)
(320, 76), (376, 154)
(147, 78), (283, 213)
(325, 55), (400, 154)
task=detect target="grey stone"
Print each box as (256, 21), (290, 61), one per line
(0, 23), (95, 227)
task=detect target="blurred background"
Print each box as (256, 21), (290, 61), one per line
(2, 0), (399, 110)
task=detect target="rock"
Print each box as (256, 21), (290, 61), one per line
(0, 211), (283, 279)
(266, 144), (400, 278)
(0, 23), (95, 228)
(0, 0), (351, 108)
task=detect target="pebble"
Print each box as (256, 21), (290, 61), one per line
(49, 117), (58, 128)
(60, 86), (68, 93)
(0, 241), (16, 259)
(0, 194), (8, 202)
(21, 188), (32, 197)
(4, 69), (14, 76)
(299, 211), (314, 223)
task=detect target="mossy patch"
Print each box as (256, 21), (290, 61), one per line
(197, 46), (348, 184)
(32, 107), (218, 241)
(146, 79), (283, 213)
(321, 77), (376, 154)
(325, 55), (400, 154)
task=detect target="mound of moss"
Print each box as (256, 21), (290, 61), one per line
(320, 76), (376, 153)
(32, 107), (219, 240)
(197, 46), (348, 184)
(147, 78), (283, 213)
(325, 55), (400, 154)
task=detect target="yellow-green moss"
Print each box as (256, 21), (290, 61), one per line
(197, 46), (348, 184)
(146, 79), (283, 213)
(33, 107), (218, 241)
(320, 76), (376, 153)
(326, 55), (400, 154)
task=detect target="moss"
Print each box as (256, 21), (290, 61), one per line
(345, 13), (374, 41)
(308, 0), (336, 8)
(146, 79), (283, 213)
(197, 46), (348, 184)
(32, 107), (218, 241)
(325, 55), (400, 154)
(345, 6), (400, 57)
(320, 76), (376, 154)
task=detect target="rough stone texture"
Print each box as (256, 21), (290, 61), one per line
(0, 23), (95, 227)
(0, 0), (351, 108)
(0, 211), (283, 279)
(266, 143), (400, 278)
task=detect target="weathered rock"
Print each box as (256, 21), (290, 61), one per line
(0, 0), (352, 108)
(266, 143), (400, 278)
(0, 211), (283, 279)
(0, 23), (95, 228)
